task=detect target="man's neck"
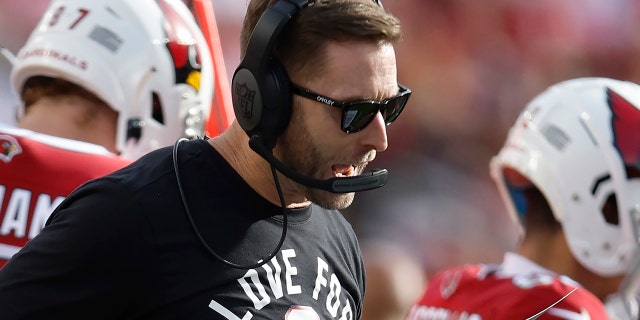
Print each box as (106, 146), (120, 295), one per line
(209, 124), (311, 208)
(517, 230), (624, 301)
(17, 96), (118, 154)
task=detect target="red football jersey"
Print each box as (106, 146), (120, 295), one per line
(406, 253), (609, 320)
(0, 125), (132, 268)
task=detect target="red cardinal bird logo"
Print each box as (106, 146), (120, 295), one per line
(607, 88), (640, 168)
(156, 0), (203, 90)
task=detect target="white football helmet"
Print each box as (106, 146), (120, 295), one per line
(10, 0), (214, 159)
(491, 77), (640, 277)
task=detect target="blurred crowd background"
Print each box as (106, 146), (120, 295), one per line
(3, 0), (640, 318)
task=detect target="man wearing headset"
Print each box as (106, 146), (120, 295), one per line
(0, 0), (410, 319)
(0, 0), (214, 270)
(406, 77), (640, 319)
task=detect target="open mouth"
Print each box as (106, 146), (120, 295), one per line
(331, 164), (356, 177)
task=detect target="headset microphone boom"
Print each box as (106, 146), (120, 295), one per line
(249, 135), (389, 193)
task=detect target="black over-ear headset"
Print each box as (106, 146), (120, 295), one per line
(231, 0), (389, 194)
(232, 0), (309, 149)
(232, 0), (383, 146)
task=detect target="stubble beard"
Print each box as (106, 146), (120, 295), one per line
(277, 111), (356, 210)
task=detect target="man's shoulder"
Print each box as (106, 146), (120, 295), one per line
(100, 138), (228, 198)
(0, 125), (121, 157)
(408, 264), (608, 319)
(0, 127), (131, 190)
(427, 263), (599, 302)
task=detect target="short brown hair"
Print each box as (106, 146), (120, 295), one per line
(240, 0), (402, 81)
(21, 76), (106, 109)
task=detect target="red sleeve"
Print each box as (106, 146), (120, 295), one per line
(406, 265), (609, 320)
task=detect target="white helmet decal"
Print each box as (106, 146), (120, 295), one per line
(491, 77), (640, 277)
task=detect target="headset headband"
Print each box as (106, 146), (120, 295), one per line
(232, 0), (384, 147)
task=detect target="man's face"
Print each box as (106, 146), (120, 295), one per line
(276, 40), (399, 210)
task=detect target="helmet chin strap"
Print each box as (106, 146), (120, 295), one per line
(1, 46), (20, 125)
(121, 88), (207, 159)
(605, 249), (640, 319)
(0, 46), (16, 65)
(122, 133), (142, 159)
(179, 86), (207, 139)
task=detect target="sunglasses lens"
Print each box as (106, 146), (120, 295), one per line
(335, 85), (410, 133)
(382, 95), (408, 125)
(343, 104), (378, 133)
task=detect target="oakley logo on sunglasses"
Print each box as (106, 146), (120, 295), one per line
(291, 83), (411, 133)
(317, 96), (335, 106)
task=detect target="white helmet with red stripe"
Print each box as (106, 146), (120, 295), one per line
(11, 0), (213, 159)
(491, 77), (640, 277)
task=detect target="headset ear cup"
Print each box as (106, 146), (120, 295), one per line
(231, 0), (313, 148)
(232, 65), (264, 137)
(260, 58), (292, 147)
(231, 58), (292, 149)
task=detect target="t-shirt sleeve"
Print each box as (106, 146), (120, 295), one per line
(0, 179), (156, 319)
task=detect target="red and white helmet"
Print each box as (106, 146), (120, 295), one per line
(11, 0), (214, 159)
(491, 77), (640, 277)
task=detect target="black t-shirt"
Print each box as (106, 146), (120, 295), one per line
(0, 139), (365, 320)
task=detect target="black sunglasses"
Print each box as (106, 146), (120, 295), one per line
(291, 83), (412, 133)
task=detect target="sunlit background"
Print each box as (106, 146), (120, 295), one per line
(2, 0), (639, 318)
